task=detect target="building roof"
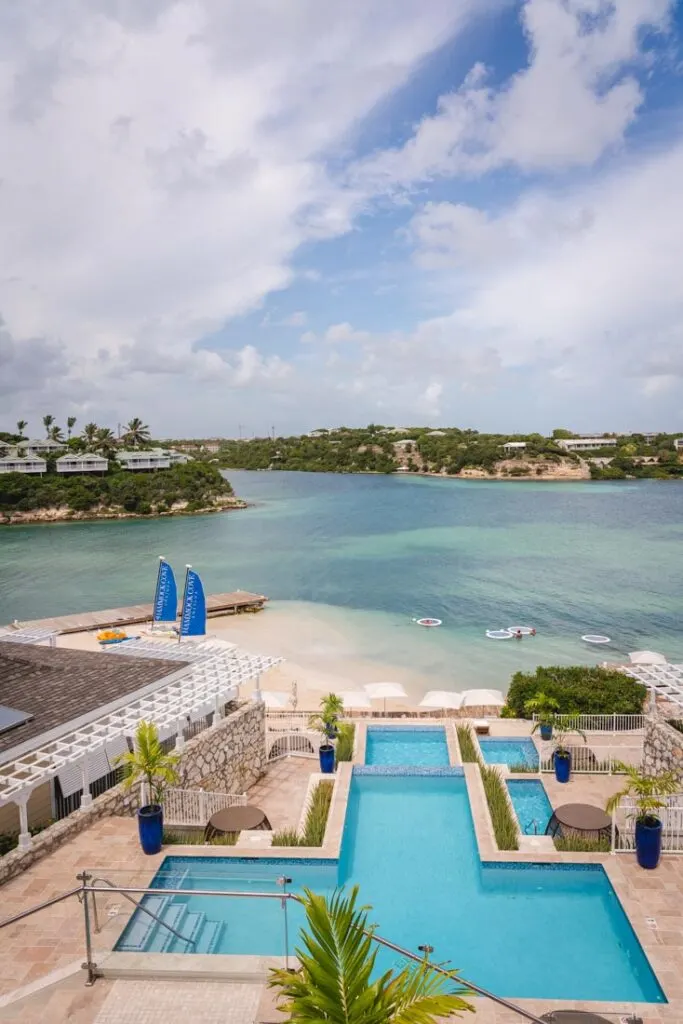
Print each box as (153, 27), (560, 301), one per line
(502, 441), (527, 447)
(56, 452), (108, 463)
(0, 453), (46, 464)
(0, 643), (182, 758)
(24, 438), (64, 448)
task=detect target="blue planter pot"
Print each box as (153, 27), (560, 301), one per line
(138, 804), (164, 855)
(635, 817), (662, 870)
(319, 744), (335, 774)
(554, 752), (571, 783)
(540, 724), (553, 741)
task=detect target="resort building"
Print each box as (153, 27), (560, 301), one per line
(557, 437), (618, 452)
(22, 438), (66, 454)
(116, 448), (171, 471)
(164, 448), (193, 465)
(502, 441), (527, 451)
(674, 438), (683, 451)
(0, 452), (47, 474)
(56, 452), (109, 474)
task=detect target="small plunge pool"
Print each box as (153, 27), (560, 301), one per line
(478, 736), (539, 769)
(365, 726), (449, 766)
(507, 778), (553, 836)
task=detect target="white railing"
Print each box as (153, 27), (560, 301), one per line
(265, 711), (312, 732)
(539, 744), (642, 774)
(161, 787), (247, 826)
(612, 797), (683, 854)
(533, 713), (645, 733)
(266, 730), (320, 761)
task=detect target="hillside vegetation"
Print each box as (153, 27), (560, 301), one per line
(173, 426), (683, 479)
(0, 462), (239, 521)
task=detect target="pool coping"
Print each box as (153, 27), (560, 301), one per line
(116, 718), (674, 1014)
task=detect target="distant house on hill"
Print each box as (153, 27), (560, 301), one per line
(117, 449), (171, 471)
(674, 439), (683, 451)
(56, 453), (109, 474)
(23, 438), (66, 455)
(502, 441), (527, 452)
(558, 437), (617, 452)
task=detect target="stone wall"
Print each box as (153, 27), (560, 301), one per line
(178, 701), (266, 792)
(642, 714), (683, 780)
(0, 701), (266, 887)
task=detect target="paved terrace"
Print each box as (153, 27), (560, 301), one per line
(2, 738), (682, 1023)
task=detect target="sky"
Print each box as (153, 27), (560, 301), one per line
(1, 0), (683, 438)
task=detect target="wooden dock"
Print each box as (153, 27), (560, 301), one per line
(14, 591), (268, 635)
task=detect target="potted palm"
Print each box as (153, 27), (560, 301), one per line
(310, 693), (344, 774)
(606, 764), (679, 869)
(116, 720), (180, 855)
(552, 719), (586, 783)
(526, 692), (560, 740)
(270, 885), (473, 1022)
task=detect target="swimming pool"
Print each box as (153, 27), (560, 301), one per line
(506, 778), (553, 835)
(478, 736), (539, 769)
(117, 770), (664, 1003)
(365, 726), (449, 766)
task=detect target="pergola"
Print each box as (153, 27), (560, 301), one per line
(0, 643), (281, 848)
(0, 626), (58, 647)
(622, 664), (683, 709)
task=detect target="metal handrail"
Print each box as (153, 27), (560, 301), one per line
(0, 886), (81, 929)
(83, 884), (547, 1023)
(89, 876), (195, 948)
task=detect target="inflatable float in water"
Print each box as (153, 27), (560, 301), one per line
(486, 629), (513, 640)
(581, 634), (611, 644)
(416, 617), (442, 627)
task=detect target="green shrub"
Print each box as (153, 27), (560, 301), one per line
(335, 723), (355, 765)
(505, 666), (646, 718)
(509, 762), (537, 773)
(480, 765), (519, 851)
(271, 828), (303, 847)
(162, 829), (237, 846)
(553, 835), (610, 853)
(302, 780), (334, 846)
(456, 724), (479, 763)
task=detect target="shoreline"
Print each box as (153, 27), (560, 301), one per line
(0, 498), (248, 527)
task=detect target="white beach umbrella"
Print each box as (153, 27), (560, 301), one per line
(260, 690), (290, 709)
(338, 690), (372, 709)
(628, 650), (668, 666)
(364, 681), (408, 714)
(460, 688), (505, 708)
(419, 690), (464, 710)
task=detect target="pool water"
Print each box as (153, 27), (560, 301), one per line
(478, 736), (539, 769)
(117, 770), (664, 1003)
(365, 726), (449, 766)
(506, 778), (553, 835)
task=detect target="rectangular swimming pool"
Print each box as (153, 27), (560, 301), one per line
(506, 778), (553, 835)
(479, 736), (539, 769)
(365, 726), (449, 766)
(117, 771), (665, 1003)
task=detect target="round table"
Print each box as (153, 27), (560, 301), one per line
(205, 805), (271, 839)
(546, 803), (611, 842)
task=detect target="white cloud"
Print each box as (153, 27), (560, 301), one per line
(352, 0), (672, 190)
(0, 0), (485, 426)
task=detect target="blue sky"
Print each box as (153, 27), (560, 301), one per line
(2, 0), (683, 437)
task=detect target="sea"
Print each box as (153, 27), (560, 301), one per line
(2, 471), (682, 692)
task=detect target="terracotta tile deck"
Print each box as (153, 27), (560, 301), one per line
(247, 757), (317, 832)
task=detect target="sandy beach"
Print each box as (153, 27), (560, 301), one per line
(57, 603), (438, 712)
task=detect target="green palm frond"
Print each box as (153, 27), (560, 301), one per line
(115, 720), (179, 804)
(605, 763), (679, 820)
(269, 886), (472, 1024)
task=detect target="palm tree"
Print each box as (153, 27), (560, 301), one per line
(269, 886), (472, 1023)
(95, 427), (116, 458)
(16, 420), (27, 438)
(66, 416), (77, 439)
(82, 422), (99, 449)
(124, 417), (151, 448)
(47, 424), (65, 444)
(115, 721), (179, 808)
(606, 764), (679, 825)
(42, 414), (54, 437)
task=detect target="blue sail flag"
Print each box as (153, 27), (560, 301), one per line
(180, 567), (206, 637)
(153, 559), (178, 623)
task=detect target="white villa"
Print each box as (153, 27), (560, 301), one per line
(21, 438), (66, 455)
(557, 437), (618, 452)
(502, 441), (527, 451)
(674, 439), (683, 451)
(116, 449), (171, 471)
(0, 452), (47, 474)
(56, 453), (109, 474)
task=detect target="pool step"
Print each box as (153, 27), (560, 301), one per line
(195, 920), (224, 954)
(116, 895), (171, 952)
(146, 903), (190, 953)
(162, 911), (205, 953)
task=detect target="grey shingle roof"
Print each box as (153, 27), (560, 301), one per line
(0, 643), (187, 756)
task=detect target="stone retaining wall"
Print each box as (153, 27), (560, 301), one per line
(0, 701), (266, 887)
(642, 714), (683, 780)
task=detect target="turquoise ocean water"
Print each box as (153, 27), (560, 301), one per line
(1, 471), (682, 690)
